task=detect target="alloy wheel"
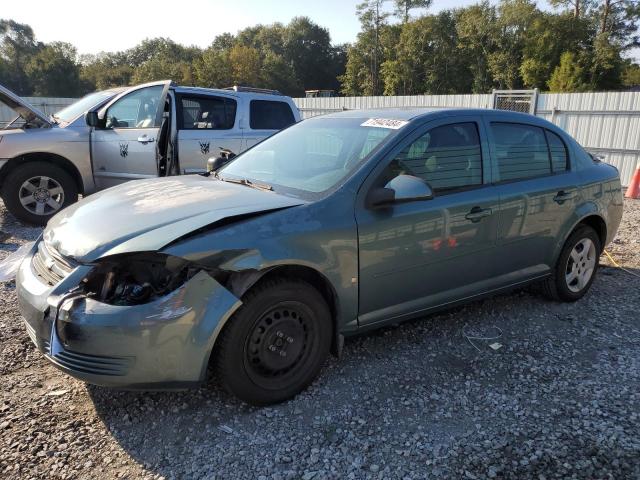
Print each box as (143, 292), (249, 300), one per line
(18, 176), (65, 216)
(565, 238), (597, 293)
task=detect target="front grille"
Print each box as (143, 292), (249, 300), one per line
(31, 241), (75, 286)
(52, 350), (131, 377)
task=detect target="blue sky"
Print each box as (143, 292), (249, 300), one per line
(3, 0), (516, 54)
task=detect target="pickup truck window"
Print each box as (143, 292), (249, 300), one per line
(250, 100), (295, 130)
(388, 122), (483, 193)
(105, 86), (163, 129)
(491, 122), (551, 182)
(178, 95), (237, 130)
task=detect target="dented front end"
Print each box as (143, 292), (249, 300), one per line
(16, 240), (242, 389)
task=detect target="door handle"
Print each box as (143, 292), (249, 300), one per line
(553, 190), (576, 204)
(137, 135), (155, 144)
(465, 206), (492, 222)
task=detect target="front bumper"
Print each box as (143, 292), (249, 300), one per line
(16, 243), (242, 389)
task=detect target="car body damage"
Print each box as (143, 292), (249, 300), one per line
(43, 175), (306, 262)
(17, 235), (243, 387)
(15, 107), (623, 404)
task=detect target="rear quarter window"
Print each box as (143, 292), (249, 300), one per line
(250, 100), (295, 130)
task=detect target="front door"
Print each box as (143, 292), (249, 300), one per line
(91, 84), (167, 189)
(175, 93), (243, 174)
(356, 118), (500, 326)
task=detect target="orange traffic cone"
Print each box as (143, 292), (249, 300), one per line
(626, 165), (640, 199)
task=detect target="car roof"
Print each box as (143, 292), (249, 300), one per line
(319, 107), (542, 122)
(174, 85), (291, 100)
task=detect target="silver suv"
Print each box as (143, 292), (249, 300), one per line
(0, 81), (300, 225)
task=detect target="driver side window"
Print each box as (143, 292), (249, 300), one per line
(105, 86), (163, 129)
(387, 122), (483, 194)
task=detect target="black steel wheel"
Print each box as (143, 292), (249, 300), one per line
(216, 278), (332, 405)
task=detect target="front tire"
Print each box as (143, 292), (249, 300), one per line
(543, 225), (601, 302)
(2, 161), (78, 226)
(216, 278), (332, 405)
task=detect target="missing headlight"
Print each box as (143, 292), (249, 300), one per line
(83, 253), (201, 306)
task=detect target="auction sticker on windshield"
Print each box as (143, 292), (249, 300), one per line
(361, 118), (409, 129)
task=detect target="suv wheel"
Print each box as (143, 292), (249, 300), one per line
(543, 225), (601, 302)
(216, 278), (332, 405)
(2, 162), (79, 226)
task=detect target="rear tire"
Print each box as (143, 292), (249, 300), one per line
(216, 278), (332, 405)
(2, 161), (78, 226)
(543, 225), (601, 302)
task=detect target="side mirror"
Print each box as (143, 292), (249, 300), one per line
(207, 148), (237, 173)
(367, 174), (433, 208)
(85, 111), (100, 128)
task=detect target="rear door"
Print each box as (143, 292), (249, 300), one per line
(487, 120), (578, 282)
(175, 92), (242, 174)
(242, 99), (296, 150)
(91, 82), (170, 189)
(355, 116), (501, 326)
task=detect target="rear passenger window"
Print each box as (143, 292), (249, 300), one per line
(491, 123), (551, 182)
(388, 122), (482, 193)
(179, 95), (236, 130)
(250, 100), (295, 130)
(546, 130), (568, 172)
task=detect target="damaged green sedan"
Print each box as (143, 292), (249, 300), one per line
(16, 108), (622, 405)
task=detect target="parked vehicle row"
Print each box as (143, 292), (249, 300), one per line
(15, 107), (623, 404)
(0, 81), (300, 225)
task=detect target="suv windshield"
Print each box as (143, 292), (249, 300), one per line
(55, 90), (117, 124)
(220, 117), (398, 195)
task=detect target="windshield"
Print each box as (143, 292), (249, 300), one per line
(220, 117), (398, 196)
(54, 90), (117, 124)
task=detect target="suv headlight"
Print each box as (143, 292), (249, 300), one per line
(83, 253), (199, 306)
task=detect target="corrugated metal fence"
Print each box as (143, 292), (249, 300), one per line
(296, 91), (640, 186)
(1, 92), (638, 185)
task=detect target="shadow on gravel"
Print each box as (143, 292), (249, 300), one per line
(74, 265), (640, 478)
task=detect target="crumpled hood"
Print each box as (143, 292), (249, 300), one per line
(44, 176), (305, 263)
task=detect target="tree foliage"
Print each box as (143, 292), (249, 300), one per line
(0, 1), (639, 98)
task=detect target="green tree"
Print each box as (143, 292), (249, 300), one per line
(355, 0), (390, 95)
(548, 51), (588, 91)
(382, 12), (470, 95)
(393, 0), (432, 22)
(520, 13), (592, 88)
(455, 2), (500, 92)
(586, 33), (624, 89)
(548, 0), (596, 17)
(622, 61), (640, 86)
(229, 45), (261, 86)
(80, 52), (133, 90)
(0, 19), (41, 94)
(25, 42), (83, 96)
(194, 47), (232, 88)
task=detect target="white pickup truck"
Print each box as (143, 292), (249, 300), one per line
(0, 81), (300, 225)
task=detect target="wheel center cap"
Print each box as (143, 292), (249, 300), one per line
(33, 188), (50, 203)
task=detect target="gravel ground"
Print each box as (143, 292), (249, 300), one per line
(0, 198), (639, 480)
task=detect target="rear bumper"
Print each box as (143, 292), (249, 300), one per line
(17, 243), (242, 389)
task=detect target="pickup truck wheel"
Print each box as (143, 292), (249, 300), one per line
(2, 162), (78, 226)
(543, 225), (601, 302)
(216, 278), (331, 406)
